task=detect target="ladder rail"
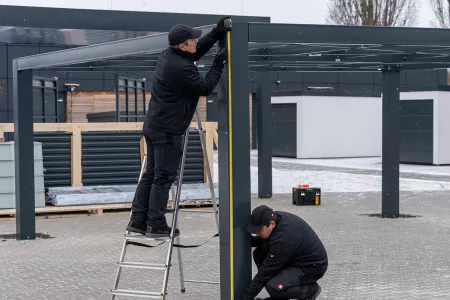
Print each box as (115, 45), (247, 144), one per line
(112, 154), (147, 300)
(194, 109), (219, 231)
(161, 129), (190, 299)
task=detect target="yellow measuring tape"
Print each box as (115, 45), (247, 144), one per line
(226, 29), (234, 300)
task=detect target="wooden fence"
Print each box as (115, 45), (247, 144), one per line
(0, 122), (218, 187)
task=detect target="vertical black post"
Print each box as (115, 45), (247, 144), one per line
(252, 93), (258, 149)
(115, 74), (120, 122)
(125, 79), (129, 122)
(217, 31), (231, 300)
(217, 22), (251, 300)
(13, 60), (36, 240)
(143, 79), (147, 116)
(256, 72), (272, 198)
(382, 68), (400, 218)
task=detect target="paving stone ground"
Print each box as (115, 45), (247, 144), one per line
(1, 160), (450, 299)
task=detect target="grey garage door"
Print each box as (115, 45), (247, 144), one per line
(399, 99), (433, 164)
(271, 103), (297, 158)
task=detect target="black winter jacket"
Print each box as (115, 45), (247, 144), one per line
(145, 28), (225, 135)
(241, 211), (328, 300)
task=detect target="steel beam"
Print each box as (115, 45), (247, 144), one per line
(0, 5), (269, 32)
(249, 53), (450, 64)
(248, 22), (450, 46)
(250, 66), (380, 72)
(39, 67), (158, 72)
(249, 64), (450, 72)
(256, 72), (273, 198)
(248, 44), (450, 57)
(16, 25), (214, 70)
(218, 22), (251, 300)
(12, 60), (36, 240)
(382, 68), (400, 218)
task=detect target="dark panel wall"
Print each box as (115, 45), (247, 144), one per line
(399, 100), (434, 164)
(34, 132), (72, 187)
(250, 69), (448, 94)
(0, 42), (449, 123)
(81, 129), (204, 187)
(81, 131), (143, 186)
(271, 103), (297, 158)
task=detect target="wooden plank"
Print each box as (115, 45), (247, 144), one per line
(213, 128), (219, 148)
(0, 202), (218, 218)
(205, 123), (214, 183)
(71, 125), (83, 187)
(0, 122), (217, 133)
(0, 204), (131, 217)
(139, 136), (146, 164)
(78, 122), (143, 132)
(0, 123), (74, 133)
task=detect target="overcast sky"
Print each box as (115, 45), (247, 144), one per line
(1, 0), (440, 28)
(246, 0), (436, 28)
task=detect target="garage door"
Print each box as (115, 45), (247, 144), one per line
(271, 103), (297, 157)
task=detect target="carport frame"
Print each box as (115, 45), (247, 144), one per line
(11, 20), (253, 300)
(12, 18), (450, 300)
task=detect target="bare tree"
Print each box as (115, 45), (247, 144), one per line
(428, 0), (450, 27)
(327, 0), (420, 27)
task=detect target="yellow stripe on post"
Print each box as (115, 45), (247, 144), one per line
(226, 30), (235, 300)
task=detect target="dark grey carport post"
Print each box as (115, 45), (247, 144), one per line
(382, 68), (401, 218)
(12, 60), (36, 240)
(217, 22), (252, 300)
(256, 72), (272, 198)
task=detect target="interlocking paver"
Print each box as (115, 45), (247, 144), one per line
(1, 161), (450, 299)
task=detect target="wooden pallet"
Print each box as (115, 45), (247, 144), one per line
(0, 201), (215, 219)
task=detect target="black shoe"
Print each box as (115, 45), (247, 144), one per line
(305, 283), (321, 300)
(145, 225), (180, 238)
(126, 219), (147, 235)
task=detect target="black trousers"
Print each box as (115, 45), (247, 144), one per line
(253, 247), (324, 300)
(131, 126), (183, 228)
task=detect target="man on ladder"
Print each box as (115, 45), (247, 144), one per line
(126, 17), (230, 238)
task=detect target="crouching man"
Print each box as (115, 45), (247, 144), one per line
(238, 205), (328, 300)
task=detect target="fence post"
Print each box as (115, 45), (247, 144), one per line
(204, 122), (214, 183)
(71, 124), (83, 187)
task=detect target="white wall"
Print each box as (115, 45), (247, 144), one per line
(0, 0), (329, 25)
(298, 96), (382, 158)
(436, 92), (450, 164)
(272, 95), (382, 159)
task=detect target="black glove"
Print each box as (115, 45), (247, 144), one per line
(215, 16), (232, 34)
(213, 47), (228, 66)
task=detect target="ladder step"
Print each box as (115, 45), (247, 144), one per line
(119, 262), (166, 270)
(180, 209), (217, 213)
(166, 208), (217, 214)
(111, 289), (163, 298)
(183, 279), (220, 285)
(124, 234), (170, 242)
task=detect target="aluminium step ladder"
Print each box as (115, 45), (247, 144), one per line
(111, 109), (219, 299)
